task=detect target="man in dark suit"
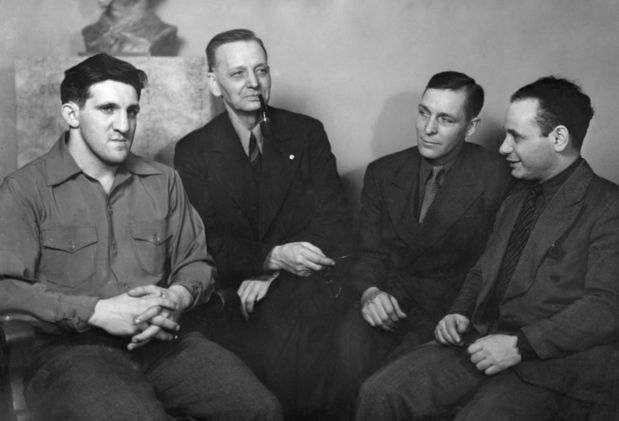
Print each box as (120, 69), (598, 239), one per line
(336, 71), (512, 419)
(356, 77), (619, 420)
(174, 29), (353, 420)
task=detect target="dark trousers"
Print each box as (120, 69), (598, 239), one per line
(356, 341), (560, 421)
(27, 328), (283, 421)
(334, 298), (436, 421)
(188, 272), (346, 421)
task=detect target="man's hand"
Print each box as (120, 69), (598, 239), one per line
(360, 287), (407, 331)
(265, 242), (335, 276)
(237, 273), (280, 320)
(125, 284), (194, 350)
(434, 313), (470, 346)
(468, 334), (522, 375)
(88, 291), (179, 338)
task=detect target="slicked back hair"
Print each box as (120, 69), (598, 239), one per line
(60, 53), (147, 108)
(206, 29), (268, 72)
(424, 71), (485, 121)
(511, 76), (594, 150)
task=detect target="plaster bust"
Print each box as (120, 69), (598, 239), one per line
(82, 0), (178, 56)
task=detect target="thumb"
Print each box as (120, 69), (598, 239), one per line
(390, 296), (407, 318)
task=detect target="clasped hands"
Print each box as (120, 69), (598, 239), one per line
(434, 313), (522, 375)
(88, 284), (192, 351)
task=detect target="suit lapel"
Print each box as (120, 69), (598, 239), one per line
(384, 150), (419, 248)
(475, 191), (523, 307)
(385, 144), (486, 267)
(258, 112), (303, 240)
(505, 161), (593, 298)
(203, 115), (258, 223)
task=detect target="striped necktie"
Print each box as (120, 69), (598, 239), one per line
(419, 166), (443, 224)
(249, 132), (262, 179)
(493, 183), (543, 303)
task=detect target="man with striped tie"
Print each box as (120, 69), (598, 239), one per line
(174, 29), (353, 420)
(356, 77), (619, 420)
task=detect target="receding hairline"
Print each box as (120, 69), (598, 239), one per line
(209, 39), (268, 72)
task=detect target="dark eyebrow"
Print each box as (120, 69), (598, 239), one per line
(505, 128), (521, 137)
(128, 104), (140, 113)
(97, 102), (119, 109)
(437, 112), (457, 120)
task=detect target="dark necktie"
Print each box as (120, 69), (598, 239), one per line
(249, 132), (262, 179)
(493, 183), (543, 303)
(419, 166), (443, 224)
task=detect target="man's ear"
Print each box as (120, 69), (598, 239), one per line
(61, 102), (80, 128)
(207, 73), (222, 97)
(466, 117), (481, 137)
(552, 125), (570, 152)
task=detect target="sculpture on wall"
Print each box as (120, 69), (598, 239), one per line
(82, 0), (178, 56)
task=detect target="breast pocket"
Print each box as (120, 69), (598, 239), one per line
(41, 226), (97, 288)
(130, 220), (171, 276)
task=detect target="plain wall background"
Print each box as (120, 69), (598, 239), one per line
(1, 0), (619, 207)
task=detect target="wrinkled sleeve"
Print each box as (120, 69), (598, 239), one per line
(348, 163), (389, 297)
(165, 170), (216, 309)
(0, 177), (99, 333)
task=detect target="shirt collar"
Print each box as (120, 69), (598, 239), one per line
(45, 132), (160, 187)
(419, 140), (465, 181)
(228, 112), (264, 155)
(45, 133), (83, 186)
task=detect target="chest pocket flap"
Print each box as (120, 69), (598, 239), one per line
(41, 226), (97, 287)
(130, 220), (171, 276)
(42, 226), (97, 253)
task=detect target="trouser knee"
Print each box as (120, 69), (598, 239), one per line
(231, 390), (283, 421)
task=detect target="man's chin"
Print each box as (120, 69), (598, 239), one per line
(102, 151), (130, 166)
(418, 145), (441, 160)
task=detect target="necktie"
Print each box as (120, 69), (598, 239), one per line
(249, 132), (262, 179)
(493, 183), (543, 303)
(419, 166), (443, 224)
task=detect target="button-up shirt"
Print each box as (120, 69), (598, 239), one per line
(0, 133), (215, 333)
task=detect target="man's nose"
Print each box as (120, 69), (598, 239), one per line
(499, 137), (512, 155)
(113, 111), (130, 133)
(246, 71), (260, 89)
(425, 117), (438, 135)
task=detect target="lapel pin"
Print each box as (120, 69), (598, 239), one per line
(289, 154), (294, 160)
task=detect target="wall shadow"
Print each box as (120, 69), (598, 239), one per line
(371, 91), (419, 162)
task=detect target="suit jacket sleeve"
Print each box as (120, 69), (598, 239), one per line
(449, 181), (524, 317)
(348, 162), (390, 297)
(448, 247), (486, 317)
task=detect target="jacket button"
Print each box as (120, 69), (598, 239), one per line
(68, 241), (75, 251)
(154, 234), (160, 242)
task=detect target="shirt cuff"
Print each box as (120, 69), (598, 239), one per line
(56, 295), (100, 332)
